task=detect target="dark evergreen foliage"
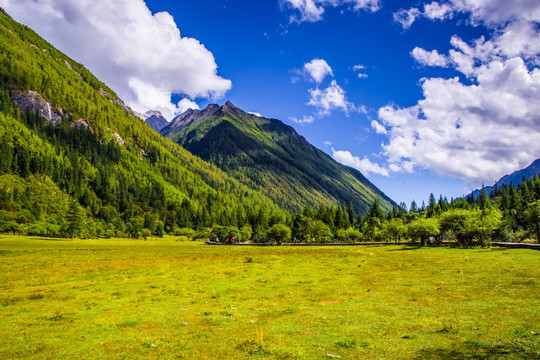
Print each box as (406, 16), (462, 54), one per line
(0, 12), (286, 238)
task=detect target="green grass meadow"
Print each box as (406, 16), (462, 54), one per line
(0, 235), (538, 359)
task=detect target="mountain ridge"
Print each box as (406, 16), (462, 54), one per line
(162, 101), (395, 214)
(160, 104), (221, 138)
(472, 158), (540, 197)
(497, 158), (540, 186)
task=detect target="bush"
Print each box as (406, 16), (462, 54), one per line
(192, 229), (212, 241)
(0, 220), (22, 234)
(173, 227), (196, 238)
(26, 222), (47, 236)
(336, 227), (362, 242)
(212, 226), (240, 244)
(141, 228), (151, 240)
(493, 229), (514, 242)
(440, 208), (502, 247)
(267, 224), (291, 245)
(407, 218), (440, 246)
(240, 225), (252, 242)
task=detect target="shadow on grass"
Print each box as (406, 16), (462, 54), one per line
(388, 243), (498, 251)
(388, 246), (423, 251)
(414, 340), (539, 359)
(26, 236), (71, 242)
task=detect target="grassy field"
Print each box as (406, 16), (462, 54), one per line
(0, 235), (538, 359)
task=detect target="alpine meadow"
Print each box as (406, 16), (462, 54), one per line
(0, 2), (539, 360)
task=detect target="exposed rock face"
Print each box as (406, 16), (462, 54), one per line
(71, 119), (90, 130)
(113, 132), (125, 146)
(99, 88), (110, 97)
(64, 60), (83, 80)
(0, 7), (13, 20)
(12, 91), (63, 124)
(112, 98), (131, 114)
(160, 104), (220, 138)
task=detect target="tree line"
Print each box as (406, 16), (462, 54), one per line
(256, 178), (539, 246)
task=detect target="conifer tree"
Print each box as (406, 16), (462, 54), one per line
(478, 186), (492, 210)
(65, 199), (84, 241)
(525, 200), (540, 243)
(368, 199), (384, 221)
(347, 202), (355, 226)
(410, 200), (418, 213)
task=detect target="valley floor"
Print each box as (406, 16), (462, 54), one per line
(0, 235), (538, 359)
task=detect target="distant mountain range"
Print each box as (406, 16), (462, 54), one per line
(473, 158), (540, 197)
(158, 101), (395, 214)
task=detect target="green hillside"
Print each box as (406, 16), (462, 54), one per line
(0, 11), (287, 237)
(164, 102), (394, 214)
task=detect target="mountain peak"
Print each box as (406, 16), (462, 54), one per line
(222, 101), (236, 109)
(163, 101), (394, 213)
(220, 101), (243, 115)
(143, 110), (164, 120)
(144, 110), (168, 132)
(160, 103), (220, 137)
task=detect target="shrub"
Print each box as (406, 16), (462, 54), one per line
(0, 220), (22, 234)
(267, 224), (291, 245)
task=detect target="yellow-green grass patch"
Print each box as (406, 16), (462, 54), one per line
(0, 235), (538, 359)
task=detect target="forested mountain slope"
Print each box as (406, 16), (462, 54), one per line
(0, 10), (286, 237)
(163, 102), (395, 214)
(497, 158), (540, 187)
(472, 158), (540, 198)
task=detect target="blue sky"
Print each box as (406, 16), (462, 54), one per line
(3, 0), (540, 207)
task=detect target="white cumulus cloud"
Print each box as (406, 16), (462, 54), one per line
(332, 148), (389, 176)
(411, 47), (450, 67)
(423, 2), (454, 20)
(290, 115), (315, 124)
(381, 0), (540, 187)
(281, 0), (380, 23)
(177, 98), (200, 114)
(353, 64), (368, 78)
(370, 120), (387, 135)
(307, 80), (355, 116)
(281, 0), (325, 22)
(294, 59), (360, 121)
(304, 59), (334, 83)
(393, 8), (421, 29)
(378, 58), (540, 186)
(395, 0), (540, 29)
(1, 0), (231, 120)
